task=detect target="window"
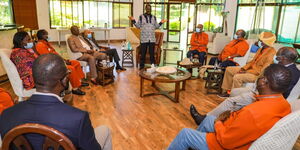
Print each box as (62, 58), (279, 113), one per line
(236, 0), (300, 44)
(49, 0), (133, 29)
(196, 0), (224, 32)
(0, 0), (14, 25)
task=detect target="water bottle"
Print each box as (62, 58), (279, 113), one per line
(214, 59), (218, 70)
(121, 41), (125, 50)
(127, 42), (132, 50)
(190, 53), (193, 61)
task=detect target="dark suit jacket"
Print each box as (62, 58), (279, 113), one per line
(82, 36), (109, 51)
(0, 95), (101, 150)
(284, 64), (300, 98)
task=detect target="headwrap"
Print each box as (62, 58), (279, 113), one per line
(258, 32), (276, 47)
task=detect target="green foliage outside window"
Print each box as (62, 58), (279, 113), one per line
(0, 0), (13, 25)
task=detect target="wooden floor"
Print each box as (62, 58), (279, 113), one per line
(1, 42), (299, 150)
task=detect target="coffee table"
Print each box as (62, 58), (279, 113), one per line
(96, 62), (114, 86)
(139, 68), (191, 103)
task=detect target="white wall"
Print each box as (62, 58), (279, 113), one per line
(225, 0), (238, 38)
(35, 0), (144, 42)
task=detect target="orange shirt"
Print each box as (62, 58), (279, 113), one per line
(206, 94), (291, 150)
(36, 40), (59, 55)
(0, 88), (14, 114)
(190, 32), (209, 52)
(242, 47), (276, 76)
(219, 39), (249, 61)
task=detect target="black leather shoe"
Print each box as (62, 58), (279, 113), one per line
(81, 82), (89, 87)
(72, 89), (86, 95)
(116, 66), (126, 71)
(190, 104), (206, 125)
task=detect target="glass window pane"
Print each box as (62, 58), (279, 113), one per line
(236, 6), (256, 32)
(169, 4), (181, 31)
(169, 31), (180, 42)
(0, 0), (13, 24)
(197, 4), (223, 32)
(278, 6), (300, 43)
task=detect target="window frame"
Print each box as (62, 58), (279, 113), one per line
(48, 0), (133, 29)
(235, 0), (300, 44)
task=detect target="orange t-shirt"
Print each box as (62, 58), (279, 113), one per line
(0, 88), (14, 114)
(36, 40), (59, 55)
(219, 39), (249, 61)
(206, 94), (291, 150)
(190, 32), (209, 52)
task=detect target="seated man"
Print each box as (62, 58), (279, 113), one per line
(0, 54), (112, 150)
(189, 46), (300, 122)
(67, 25), (107, 85)
(187, 24), (208, 65)
(0, 88), (14, 114)
(219, 32), (276, 97)
(36, 29), (88, 95)
(82, 30), (126, 71)
(168, 64), (292, 150)
(208, 29), (249, 68)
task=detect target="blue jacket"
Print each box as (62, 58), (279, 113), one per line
(0, 95), (101, 150)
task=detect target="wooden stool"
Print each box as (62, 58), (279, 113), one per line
(96, 62), (114, 86)
(205, 69), (224, 94)
(122, 49), (134, 67)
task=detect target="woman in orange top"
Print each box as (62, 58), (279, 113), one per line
(0, 88), (14, 114)
(208, 29), (249, 68)
(35, 29), (88, 95)
(187, 24), (209, 65)
(168, 64), (291, 150)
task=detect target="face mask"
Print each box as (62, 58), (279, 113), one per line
(196, 28), (201, 33)
(273, 55), (279, 64)
(258, 41), (263, 48)
(87, 33), (92, 39)
(24, 42), (34, 49)
(47, 37), (51, 41)
(233, 34), (238, 39)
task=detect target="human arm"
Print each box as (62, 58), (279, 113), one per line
(67, 37), (88, 53)
(129, 16), (142, 29)
(214, 110), (259, 149)
(154, 16), (167, 29)
(78, 112), (102, 150)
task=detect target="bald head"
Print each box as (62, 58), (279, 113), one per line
(277, 47), (298, 64)
(32, 54), (67, 90)
(235, 29), (246, 38)
(70, 25), (80, 36)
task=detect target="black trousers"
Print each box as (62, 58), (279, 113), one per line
(208, 57), (237, 68)
(140, 42), (155, 68)
(100, 48), (121, 66)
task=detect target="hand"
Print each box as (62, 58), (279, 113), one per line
(128, 16), (135, 21)
(161, 19), (167, 24)
(87, 50), (94, 54)
(238, 68), (246, 73)
(65, 59), (71, 65)
(215, 110), (231, 123)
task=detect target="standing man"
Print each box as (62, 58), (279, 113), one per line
(128, 4), (167, 69)
(187, 24), (209, 64)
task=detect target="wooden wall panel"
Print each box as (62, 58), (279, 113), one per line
(12, 0), (39, 29)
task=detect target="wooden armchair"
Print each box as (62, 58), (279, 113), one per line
(2, 123), (76, 150)
(136, 32), (164, 67)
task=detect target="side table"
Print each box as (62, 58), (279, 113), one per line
(205, 69), (224, 94)
(96, 62), (114, 86)
(122, 49), (134, 67)
(177, 61), (203, 79)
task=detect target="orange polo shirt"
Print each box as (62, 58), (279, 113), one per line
(206, 94), (291, 150)
(219, 39), (249, 61)
(190, 32), (209, 52)
(0, 88), (14, 114)
(36, 40), (59, 55)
